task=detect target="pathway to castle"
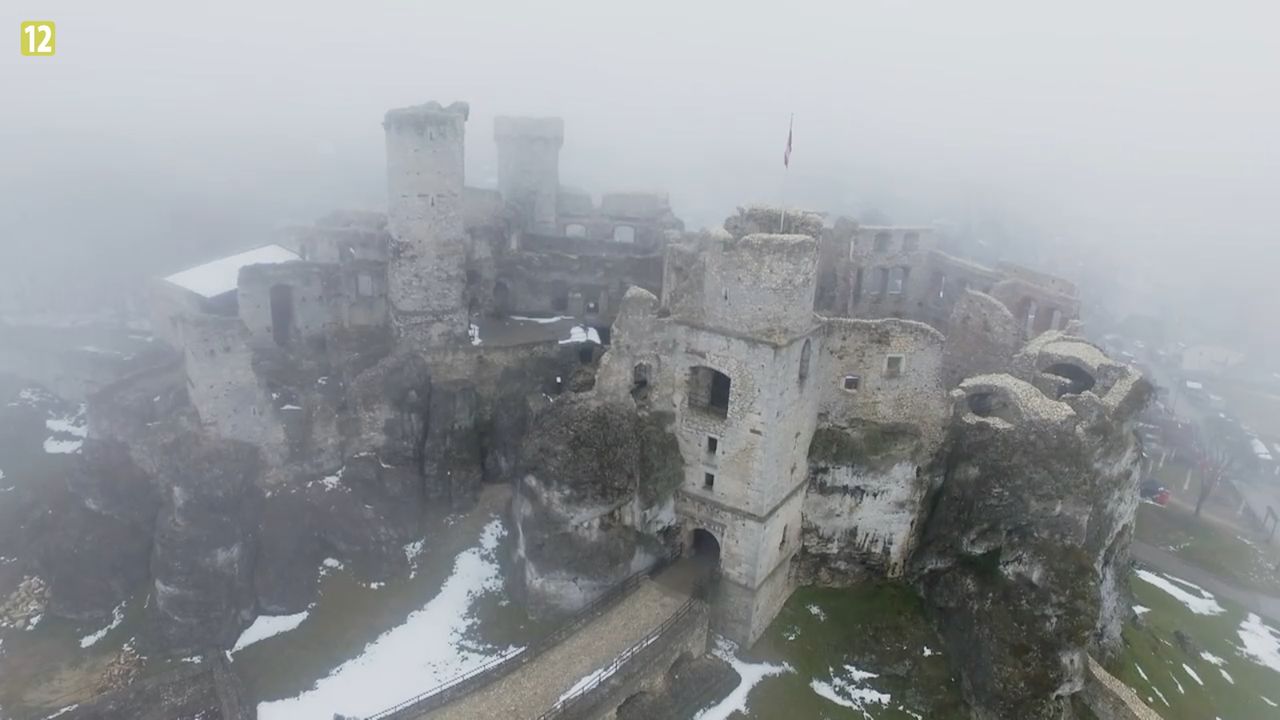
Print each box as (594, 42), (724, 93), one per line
(403, 575), (692, 720)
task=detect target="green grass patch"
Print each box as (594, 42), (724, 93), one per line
(1114, 569), (1280, 719)
(734, 583), (966, 719)
(1135, 502), (1280, 595)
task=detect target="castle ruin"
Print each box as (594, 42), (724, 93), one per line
(74, 100), (1151, 719)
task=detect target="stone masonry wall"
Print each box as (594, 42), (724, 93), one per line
(385, 101), (470, 347)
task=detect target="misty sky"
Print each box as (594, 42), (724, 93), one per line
(3, 1), (1279, 353)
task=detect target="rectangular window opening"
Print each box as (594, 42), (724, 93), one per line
(706, 436), (719, 454)
(703, 472), (715, 489)
(843, 375), (861, 391)
(885, 355), (905, 378)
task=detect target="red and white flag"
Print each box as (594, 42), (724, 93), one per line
(783, 114), (793, 168)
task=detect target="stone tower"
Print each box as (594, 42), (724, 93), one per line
(384, 101), (470, 347)
(494, 116), (564, 235)
(601, 207), (827, 644)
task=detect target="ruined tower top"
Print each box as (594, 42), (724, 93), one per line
(494, 116), (564, 235)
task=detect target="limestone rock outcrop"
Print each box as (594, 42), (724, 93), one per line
(514, 396), (683, 613)
(911, 333), (1151, 720)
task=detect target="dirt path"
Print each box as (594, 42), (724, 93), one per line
(1133, 541), (1280, 625)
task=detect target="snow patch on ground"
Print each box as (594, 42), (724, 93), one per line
(694, 637), (792, 720)
(558, 325), (601, 345)
(1262, 696), (1278, 707)
(1219, 668), (1234, 684)
(42, 704), (78, 719)
(1133, 605), (1151, 616)
(1133, 569), (1226, 615)
(79, 601), (126, 648)
(468, 323), (482, 346)
(810, 664), (892, 714)
(43, 405), (87, 455)
(1181, 663), (1204, 686)
(1200, 650), (1226, 666)
(1134, 663), (1150, 682)
(510, 315), (572, 324)
(256, 518), (518, 720)
(1236, 612), (1280, 673)
(806, 604), (827, 622)
(233, 610), (311, 653)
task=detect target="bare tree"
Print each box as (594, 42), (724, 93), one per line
(1194, 444), (1234, 518)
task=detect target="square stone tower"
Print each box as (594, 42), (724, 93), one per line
(384, 101), (470, 347)
(494, 116), (564, 235)
(602, 207), (827, 644)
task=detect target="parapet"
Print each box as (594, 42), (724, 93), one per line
(383, 101), (470, 132)
(724, 205), (823, 240)
(494, 116), (565, 144)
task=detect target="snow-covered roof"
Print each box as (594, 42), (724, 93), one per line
(1251, 438), (1273, 462)
(163, 245), (299, 299)
(1185, 381), (1204, 391)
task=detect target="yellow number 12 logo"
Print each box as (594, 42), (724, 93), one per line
(21, 21), (56, 56)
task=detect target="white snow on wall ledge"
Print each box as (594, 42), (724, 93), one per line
(256, 518), (518, 720)
(163, 245), (299, 299)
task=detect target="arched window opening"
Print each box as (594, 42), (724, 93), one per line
(688, 366), (731, 418)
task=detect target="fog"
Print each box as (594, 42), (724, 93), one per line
(3, 0), (1279, 357)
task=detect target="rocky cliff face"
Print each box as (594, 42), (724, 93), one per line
(513, 395), (683, 613)
(797, 421), (938, 585)
(911, 334), (1151, 720)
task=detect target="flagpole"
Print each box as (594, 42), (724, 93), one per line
(781, 113), (793, 233)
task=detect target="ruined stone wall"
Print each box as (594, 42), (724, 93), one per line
(818, 318), (947, 435)
(149, 280), (211, 349)
(385, 101), (470, 347)
(989, 275), (1080, 341)
(796, 317), (947, 584)
(845, 226), (937, 321)
(491, 251), (663, 323)
(238, 262), (334, 347)
(294, 225), (389, 264)
(554, 190), (682, 249)
(495, 116), (563, 234)
(941, 289), (1021, 387)
(815, 218), (857, 314)
(178, 314), (286, 461)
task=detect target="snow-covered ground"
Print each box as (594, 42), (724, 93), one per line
(694, 638), (791, 720)
(810, 664), (893, 715)
(42, 405), (87, 455)
(1236, 612), (1280, 673)
(256, 518), (519, 720)
(78, 602), (126, 648)
(232, 611), (312, 653)
(558, 325), (601, 345)
(1133, 569), (1225, 615)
